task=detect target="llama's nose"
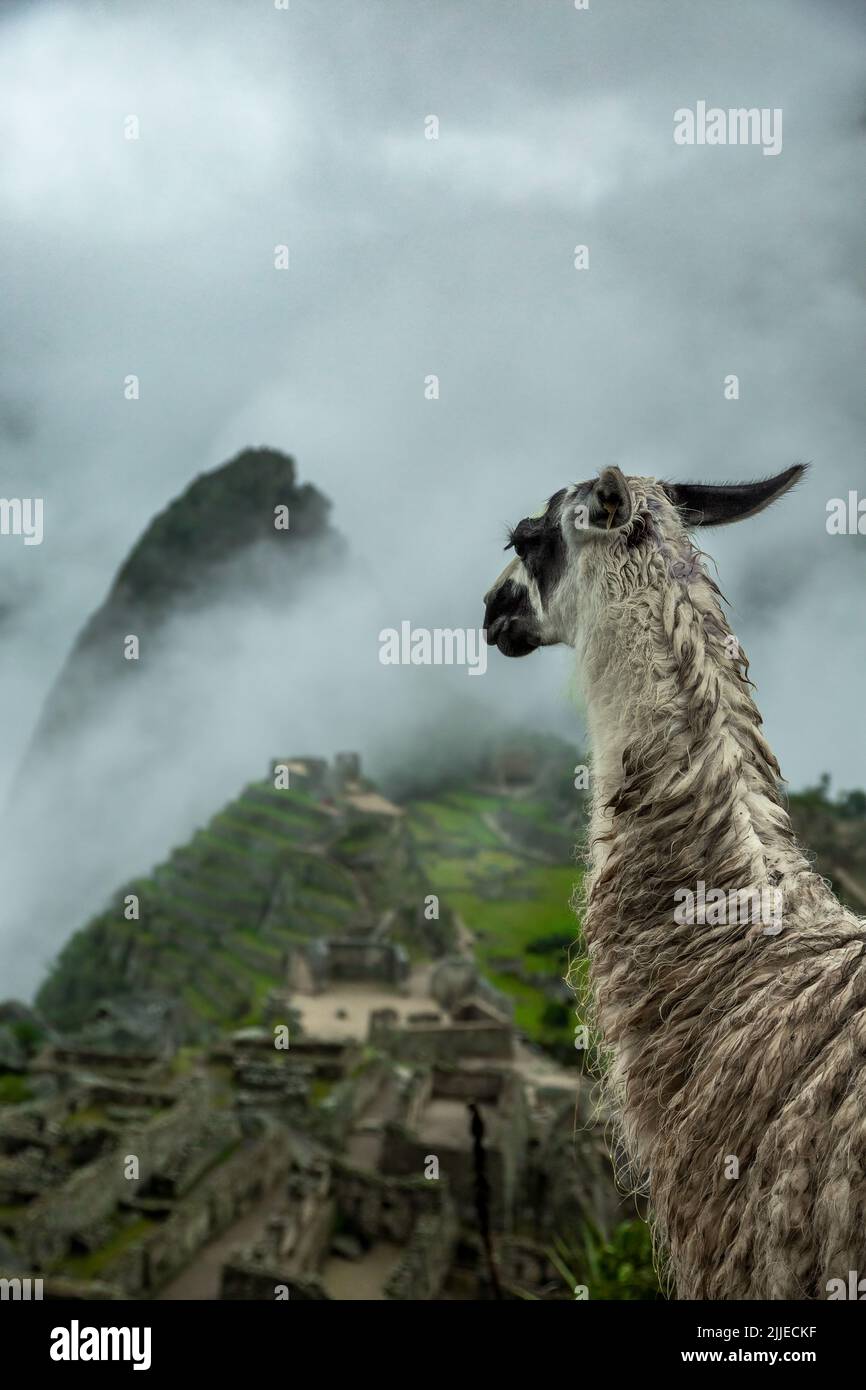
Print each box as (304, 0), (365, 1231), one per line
(483, 590), (507, 642)
(485, 613), (507, 645)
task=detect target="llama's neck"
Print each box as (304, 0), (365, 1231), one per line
(582, 578), (802, 889)
(577, 571), (809, 1166)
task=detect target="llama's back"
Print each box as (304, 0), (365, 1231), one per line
(656, 881), (866, 1299)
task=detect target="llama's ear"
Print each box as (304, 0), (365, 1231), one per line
(584, 466), (633, 531)
(663, 464), (806, 528)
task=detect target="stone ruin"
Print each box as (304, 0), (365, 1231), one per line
(380, 1063), (528, 1232)
(368, 1005), (514, 1063)
(221, 1151), (458, 1301)
(0, 982), (622, 1300)
(0, 879), (623, 1302)
(286, 938), (410, 995)
(268, 751), (366, 799)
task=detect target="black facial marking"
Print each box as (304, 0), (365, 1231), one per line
(483, 579), (542, 657)
(483, 489), (572, 659)
(484, 578), (533, 637)
(506, 491), (567, 602)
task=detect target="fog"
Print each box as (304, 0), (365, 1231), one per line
(0, 0), (864, 996)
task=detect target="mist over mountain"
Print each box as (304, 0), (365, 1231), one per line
(17, 448), (343, 764)
(0, 447), (357, 996)
(0, 447), (529, 999)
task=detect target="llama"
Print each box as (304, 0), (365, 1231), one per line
(483, 464), (866, 1300)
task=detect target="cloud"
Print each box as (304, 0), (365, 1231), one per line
(0, 0), (864, 993)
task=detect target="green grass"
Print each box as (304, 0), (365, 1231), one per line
(183, 986), (224, 1022)
(456, 865), (581, 950)
(252, 784), (330, 813)
(213, 948), (280, 992)
(409, 798), (500, 847)
(57, 1217), (156, 1280)
(62, 1106), (108, 1130)
(418, 847), (522, 892)
(160, 873), (267, 908)
(406, 814), (439, 844)
(153, 892), (257, 931)
(506, 799), (560, 828)
(295, 884), (358, 914)
(212, 813), (294, 850)
(407, 853), (476, 891)
(405, 785), (586, 1049)
(192, 830), (272, 863)
(170, 1047), (202, 1077)
(230, 929), (283, 959)
(0, 1074), (32, 1105)
(289, 907), (353, 935)
(231, 799), (325, 840)
(445, 790), (505, 815)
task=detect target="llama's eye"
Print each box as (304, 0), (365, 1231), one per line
(507, 527), (529, 559)
(508, 521), (539, 562)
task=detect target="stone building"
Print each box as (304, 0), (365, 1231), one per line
(221, 1153), (457, 1301)
(380, 1063), (528, 1231)
(368, 1006), (513, 1063)
(286, 938), (410, 995)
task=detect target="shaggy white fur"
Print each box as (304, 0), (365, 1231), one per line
(486, 466), (865, 1299)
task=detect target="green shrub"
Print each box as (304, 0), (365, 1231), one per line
(548, 1220), (664, 1301)
(0, 1074), (33, 1105)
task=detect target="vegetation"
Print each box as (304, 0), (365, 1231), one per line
(547, 1221), (664, 1301)
(0, 1073), (32, 1105)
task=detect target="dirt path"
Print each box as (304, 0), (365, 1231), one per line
(156, 1183), (286, 1301)
(481, 810), (553, 863)
(320, 1243), (402, 1300)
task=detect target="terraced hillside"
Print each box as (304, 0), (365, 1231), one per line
(35, 751), (591, 1067)
(405, 787), (585, 1061)
(36, 771), (420, 1036)
(35, 734), (866, 1069)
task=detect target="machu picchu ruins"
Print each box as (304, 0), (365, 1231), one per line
(0, 746), (633, 1300)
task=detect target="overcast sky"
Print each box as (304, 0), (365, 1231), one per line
(1, 0), (864, 995)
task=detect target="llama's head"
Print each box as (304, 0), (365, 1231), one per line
(482, 465), (804, 657)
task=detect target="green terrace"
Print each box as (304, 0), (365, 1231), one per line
(37, 768), (589, 1057)
(407, 789), (585, 1057)
(36, 776), (372, 1034)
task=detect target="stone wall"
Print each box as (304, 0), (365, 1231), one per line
(89, 1130), (294, 1297)
(333, 1162), (457, 1300)
(431, 1065), (508, 1104)
(17, 1079), (232, 1267)
(287, 938), (409, 993)
(326, 939), (409, 986)
(368, 1012), (513, 1063)
(381, 1067), (528, 1233)
(221, 1264), (331, 1301)
(382, 1209), (458, 1300)
(220, 1159), (457, 1301)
